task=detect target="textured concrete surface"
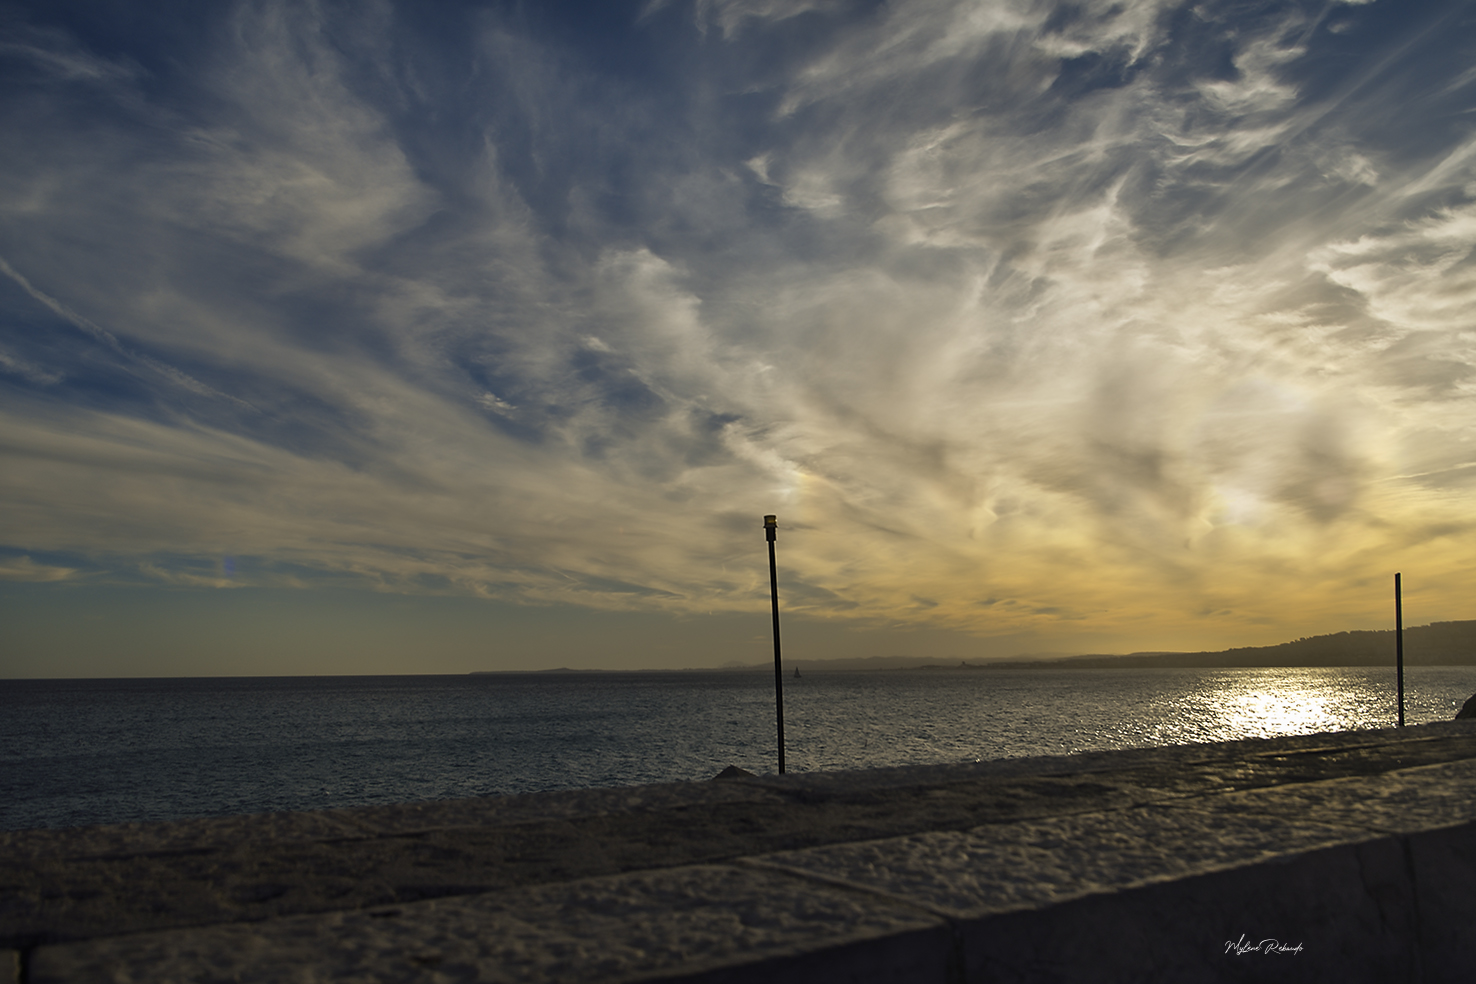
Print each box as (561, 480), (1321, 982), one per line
(28, 865), (953, 984)
(6, 721), (1476, 982)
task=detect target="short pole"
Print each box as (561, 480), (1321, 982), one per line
(764, 514), (785, 774)
(1395, 572), (1405, 728)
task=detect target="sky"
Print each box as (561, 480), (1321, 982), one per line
(3, 0), (1476, 677)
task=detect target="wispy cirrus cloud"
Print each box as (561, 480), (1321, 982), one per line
(0, 21), (140, 83)
(2, 0), (1475, 666)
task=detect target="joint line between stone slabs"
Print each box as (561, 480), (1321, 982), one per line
(1158, 799), (1380, 832)
(1244, 734), (1467, 758)
(732, 857), (971, 983)
(1167, 797), (1411, 841)
(1159, 763), (1476, 839)
(734, 788), (1403, 925)
(1397, 834), (1428, 980)
(734, 856), (962, 926)
(321, 814), (391, 839)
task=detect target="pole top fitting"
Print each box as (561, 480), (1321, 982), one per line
(764, 514), (777, 541)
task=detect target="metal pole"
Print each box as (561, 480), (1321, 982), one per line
(765, 514), (785, 774)
(1395, 572), (1405, 728)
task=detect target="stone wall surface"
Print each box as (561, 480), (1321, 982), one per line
(5, 722), (1476, 982)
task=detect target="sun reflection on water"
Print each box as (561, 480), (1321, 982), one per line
(5, 667), (1475, 829)
(1217, 685), (1341, 738)
(1139, 668), (1399, 746)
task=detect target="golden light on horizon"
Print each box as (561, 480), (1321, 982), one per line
(3, 0), (1476, 674)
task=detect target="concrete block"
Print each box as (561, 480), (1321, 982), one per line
(0, 809), (373, 861)
(338, 776), (789, 835)
(1183, 758), (1476, 835)
(30, 864), (952, 984)
(3, 787), (808, 947)
(956, 837), (1418, 984)
(749, 803), (1372, 918)
(0, 779), (790, 867)
(1405, 821), (1476, 980)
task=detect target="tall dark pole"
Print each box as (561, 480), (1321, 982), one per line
(765, 514), (785, 774)
(1395, 572), (1405, 728)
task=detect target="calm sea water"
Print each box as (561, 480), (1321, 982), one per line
(3, 667), (1473, 832)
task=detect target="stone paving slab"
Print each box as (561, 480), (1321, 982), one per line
(2, 776), (1173, 948)
(1188, 756), (1476, 833)
(745, 805), (1379, 918)
(28, 864), (951, 984)
(0, 780), (791, 859)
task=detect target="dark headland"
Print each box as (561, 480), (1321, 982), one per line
(747, 621), (1476, 673)
(462, 621), (1476, 674)
(972, 620), (1476, 670)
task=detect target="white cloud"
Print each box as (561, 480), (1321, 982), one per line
(0, 346), (62, 385)
(1321, 150), (1380, 187)
(693, 0), (848, 37)
(0, 555), (77, 582)
(1195, 36), (1305, 115)
(166, 3), (438, 273)
(1312, 202), (1476, 335)
(0, 23), (139, 83)
(477, 392), (517, 414)
(3, 0), (1476, 653)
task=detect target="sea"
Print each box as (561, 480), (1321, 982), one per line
(3, 666), (1474, 832)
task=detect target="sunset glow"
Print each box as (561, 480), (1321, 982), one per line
(3, 0), (1475, 674)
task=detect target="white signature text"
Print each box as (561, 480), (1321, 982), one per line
(1225, 934), (1303, 956)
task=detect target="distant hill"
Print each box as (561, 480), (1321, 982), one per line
(981, 621), (1476, 669)
(726, 621), (1476, 672)
(475, 621), (1476, 674)
(727, 655), (947, 672)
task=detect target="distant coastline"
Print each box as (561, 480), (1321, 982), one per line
(973, 620), (1476, 669)
(465, 621), (1476, 674)
(680, 621), (1476, 673)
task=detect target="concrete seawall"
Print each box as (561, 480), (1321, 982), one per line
(5, 721), (1476, 982)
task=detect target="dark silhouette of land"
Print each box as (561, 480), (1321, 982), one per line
(1003, 621), (1476, 669)
(468, 622), (1476, 674)
(723, 621), (1476, 672)
(970, 620), (1476, 669)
